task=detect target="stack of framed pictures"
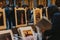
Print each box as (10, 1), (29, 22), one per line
(33, 8), (42, 25)
(0, 30), (14, 40)
(15, 8), (27, 27)
(18, 26), (36, 40)
(0, 8), (6, 30)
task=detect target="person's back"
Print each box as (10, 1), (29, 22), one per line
(48, 5), (60, 40)
(5, 5), (10, 17)
(48, 5), (59, 20)
(48, 12), (60, 40)
(52, 12), (60, 33)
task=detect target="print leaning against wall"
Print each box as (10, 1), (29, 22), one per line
(15, 8), (27, 28)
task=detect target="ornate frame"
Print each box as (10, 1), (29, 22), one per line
(0, 30), (14, 40)
(0, 8), (6, 30)
(33, 8), (42, 25)
(15, 8), (27, 28)
(18, 26), (35, 40)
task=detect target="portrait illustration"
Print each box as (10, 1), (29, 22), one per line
(33, 8), (42, 24)
(15, 8), (27, 27)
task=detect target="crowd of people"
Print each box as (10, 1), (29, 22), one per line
(0, 2), (60, 40)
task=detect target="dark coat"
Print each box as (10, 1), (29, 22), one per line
(48, 12), (60, 40)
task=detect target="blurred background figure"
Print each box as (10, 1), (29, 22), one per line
(5, 4), (10, 29)
(22, 4), (33, 23)
(5, 4), (15, 29)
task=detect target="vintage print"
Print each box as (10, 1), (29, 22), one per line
(0, 8), (6, 30)
(18, 27), (35, 40)
(15, 8), (27, 27)
(33, 8), (42, 25)
(0, 30), (14, 40)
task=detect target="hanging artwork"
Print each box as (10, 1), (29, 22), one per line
(33, 8), (42, 25)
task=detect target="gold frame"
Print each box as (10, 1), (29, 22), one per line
(0, 8), (6, 30)
(15, 8), (27, 28)
(18, 26), (35, 40)
(33, 8), (42, 25)
(0, 30), (14, 40)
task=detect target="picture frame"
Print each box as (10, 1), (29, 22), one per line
(33, 8), (42, 25)
(0, 8), (6, 30)
(18, 26), (35, 40)
(0, 30), (14, 40)
(15, 8), (27, 28)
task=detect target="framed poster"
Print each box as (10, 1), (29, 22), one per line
(18, 26), (35, 40)
(15, 8), (27, 27)
(0, 8), (6, 30)
(33, 8), (42, 25)
(0, 30), (14, 40)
